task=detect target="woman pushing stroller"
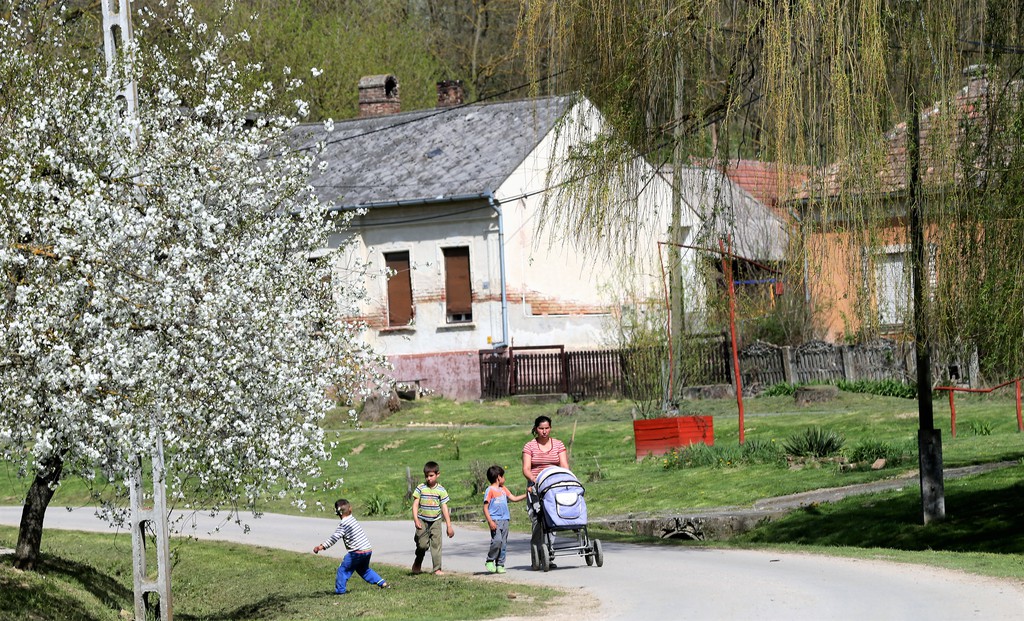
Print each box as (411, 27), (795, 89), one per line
(522, 415), (568, 569)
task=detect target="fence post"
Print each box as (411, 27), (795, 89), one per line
(948, 390), (957, 438)
(561, 349), (569, 394)
(1016, 381), (1023, 433)
(841, 346), (855, 382)
(969, 348), (981, 389)
(781, 346), (794, 384)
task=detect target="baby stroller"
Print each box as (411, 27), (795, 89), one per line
(530, 466), (604, 571)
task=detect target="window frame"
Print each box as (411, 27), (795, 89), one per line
(383, 250), (414, 327)
(442, 245), (473, 324)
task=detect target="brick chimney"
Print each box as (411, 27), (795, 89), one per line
(358, 75), (400, 117)
(436, 80), (465, 108)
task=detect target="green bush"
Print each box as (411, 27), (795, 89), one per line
(662, 439), (785, 469)
(764, 380), (918, 399)
(662, 443), (741, 469)
(846, 438), (914, 466)
(837, 379), (917, 399)
(782, 427), (846, 457)
(741, 438), (787, 465)
(364, 492), (390, 516)
(762, 382), (797, 397)
(966, 420), (994, 436)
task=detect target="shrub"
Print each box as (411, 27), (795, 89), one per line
(662, 440), (785, 469)
(762, 382), (797, 397)
(966, 420), (993, 436)
(846, 438), (914, 466)
(741, 438), (786, 465)
(364, 492), (390, 516)
(467, 460), (489, 495)
(837, 379), (917, 399)
(662, 443), (741, 469)
(782, 427), (846, 457)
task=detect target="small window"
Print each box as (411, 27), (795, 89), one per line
(443, 246), (472, 323)
(384, 251), (413, 326)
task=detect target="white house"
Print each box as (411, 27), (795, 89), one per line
(288, 77), (783, 400)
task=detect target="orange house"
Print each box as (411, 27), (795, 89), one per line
(788, 74), (1011, 342)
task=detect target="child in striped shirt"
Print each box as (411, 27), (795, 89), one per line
(313, 498), (391, 594)
(411, 460), (455, 574)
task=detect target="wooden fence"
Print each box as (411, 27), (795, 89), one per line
(479, 338), (975, 400)
(739, 339), (974, 391)
(479, 338), (729, 400)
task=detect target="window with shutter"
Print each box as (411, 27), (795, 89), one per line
(443, 246), (472, 323)
(384, 251), (413, 326)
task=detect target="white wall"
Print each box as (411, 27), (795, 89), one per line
(331, 99), (708, 359)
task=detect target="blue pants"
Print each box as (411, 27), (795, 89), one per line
(336, 550), (385, 594)
(487, 519), (510, 566)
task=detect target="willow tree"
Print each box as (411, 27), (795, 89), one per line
(0, 1), (385, 569)
(521, 0), (1024, 522)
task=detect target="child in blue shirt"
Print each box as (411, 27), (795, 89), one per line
(483, 465), (526, 573)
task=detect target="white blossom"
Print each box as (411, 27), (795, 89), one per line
(0, 2), (388, 529)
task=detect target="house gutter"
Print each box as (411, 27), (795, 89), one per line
(321, 192), (495, 215)
(485, 192), (510, 349)
(317, 191), (510, 349)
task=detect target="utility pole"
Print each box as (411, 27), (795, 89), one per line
(908, 75), (945, 525)
(102, 2), (175, 617)
(667, 44), (687, 408)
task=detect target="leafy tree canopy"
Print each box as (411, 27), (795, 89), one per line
(0, 1), (385, 569)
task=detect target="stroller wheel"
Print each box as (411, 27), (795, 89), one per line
(585, 549), (595, 566)
(530, 544), (540, 570)
(593, 539), (604, 567)
(538, 545), (551, 572)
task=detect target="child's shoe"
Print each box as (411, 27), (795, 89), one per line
(496, 565), (506, 574)
(484, 561), (497, 573)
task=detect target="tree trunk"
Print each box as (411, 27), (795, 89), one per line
(668, 45), (687, 403)
(14, 454), (64, 570)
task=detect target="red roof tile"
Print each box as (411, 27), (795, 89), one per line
(799, 76), (1022, 200)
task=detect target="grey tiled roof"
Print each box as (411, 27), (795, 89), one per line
(286, 95), (576, 208)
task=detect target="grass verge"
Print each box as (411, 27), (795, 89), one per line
(589, 465), (1024, 580)
(0, 526), (560, 621)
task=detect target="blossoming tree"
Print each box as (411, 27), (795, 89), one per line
(0, 3), (383, 570)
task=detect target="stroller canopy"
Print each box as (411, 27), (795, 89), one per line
(535, 466), (587, 529)
(535, 466), (583, 494)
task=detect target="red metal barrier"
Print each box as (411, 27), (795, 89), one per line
(935, 378), (1024, 437)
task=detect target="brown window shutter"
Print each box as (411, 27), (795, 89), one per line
(384, 251), (413, 326)
(443, 247), (472, 315)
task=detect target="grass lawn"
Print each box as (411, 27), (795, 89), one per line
(312, 391), (1023, 520)
(2, 389), (1023, 618)
(0, 526), (560, 621)
(4, 391), (1022, 522)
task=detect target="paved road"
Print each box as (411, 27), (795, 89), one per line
(2, 506), (1023, 620)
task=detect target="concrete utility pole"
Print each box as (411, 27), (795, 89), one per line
(101, 2), (175, 617)
(128, 437), (173, 620)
